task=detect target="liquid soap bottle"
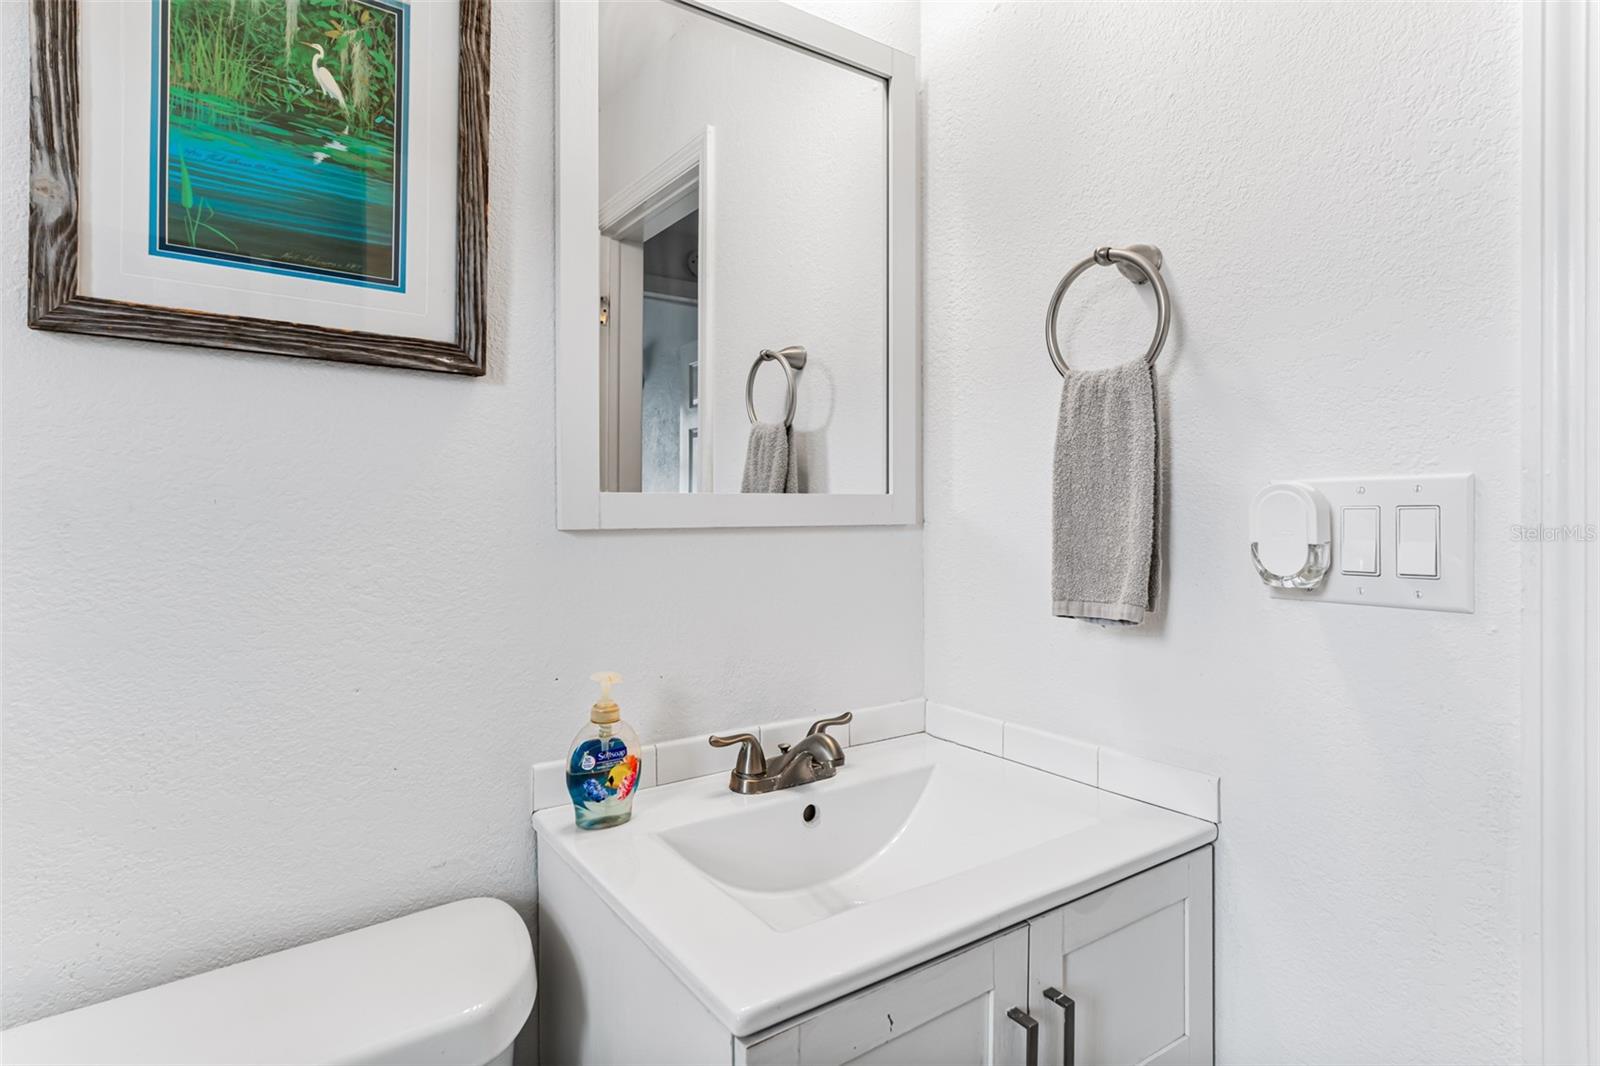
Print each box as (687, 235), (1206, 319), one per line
(566, 671), (641, 830)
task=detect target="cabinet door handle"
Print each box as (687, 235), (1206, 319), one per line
(1043, 988), (1075, 1066)
(1006, 1006), (1039, 1066)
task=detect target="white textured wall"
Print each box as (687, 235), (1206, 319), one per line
(920, 3), (1523, 1062)
(0, 0), (921, 1031)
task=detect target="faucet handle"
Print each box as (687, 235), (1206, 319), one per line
(806, 711), (853, 738)
(805, 712), (852, 763)
(708, 732), (768, 779)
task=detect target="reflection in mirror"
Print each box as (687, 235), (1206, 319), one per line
(597, 0), (889, 494)
(642, 211), (699, 493)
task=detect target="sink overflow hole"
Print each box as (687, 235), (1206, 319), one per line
(802, 804), (817, 824)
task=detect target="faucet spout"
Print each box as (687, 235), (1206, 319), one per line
(771, 733), (844, 788)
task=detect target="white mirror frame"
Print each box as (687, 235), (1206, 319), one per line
(556, 0), (920, 530)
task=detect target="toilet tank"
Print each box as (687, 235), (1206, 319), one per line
(1, 897), (536, 1066)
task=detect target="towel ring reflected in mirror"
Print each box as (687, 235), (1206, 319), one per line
(745, 346), (808, 427)
(1045, 245), (1171, 376)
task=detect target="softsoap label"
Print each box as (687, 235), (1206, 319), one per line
(579, 745), (629, 774)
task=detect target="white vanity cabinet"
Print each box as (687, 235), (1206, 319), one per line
(737, 927), (1032, 1066)
(1026, 847), (1213, 1066)
(734, 848), (1214, 1066)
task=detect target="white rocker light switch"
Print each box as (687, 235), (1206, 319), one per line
(1396, 505), (1441, 579)
(1340, 506), (1380, 576)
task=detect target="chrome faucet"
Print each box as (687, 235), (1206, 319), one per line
(708, 712), (852, 795)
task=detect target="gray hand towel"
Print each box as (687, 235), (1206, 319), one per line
(1052, 359), (1159, 624)
(741, 422), (798, 493)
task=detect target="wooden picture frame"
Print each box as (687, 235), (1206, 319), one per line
(27, 0), (490, 376)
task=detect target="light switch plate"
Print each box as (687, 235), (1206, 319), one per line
(1268, 474), (1474, 613)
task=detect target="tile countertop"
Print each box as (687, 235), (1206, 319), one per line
(532, 733), (1217, 1037)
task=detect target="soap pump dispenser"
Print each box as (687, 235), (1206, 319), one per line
(566, 672), (642, 830)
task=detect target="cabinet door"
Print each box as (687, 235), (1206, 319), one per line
(1027, 847), (1213, 1066)
(739, 926), (1034, 1066)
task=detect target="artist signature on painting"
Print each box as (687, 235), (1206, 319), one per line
(272, 250), (370, 274)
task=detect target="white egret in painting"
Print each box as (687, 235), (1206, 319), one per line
(305, 42), (345, 107)
(304, 42), (350, 134)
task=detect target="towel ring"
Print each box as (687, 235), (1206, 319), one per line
(1045, 244), (1170, 376)
(745, 346), (808, 427)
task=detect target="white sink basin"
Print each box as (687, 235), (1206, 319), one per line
(534, 732), (1215, 1035)
(659, 750), (1100, 931)
(657, 765), (933, 928)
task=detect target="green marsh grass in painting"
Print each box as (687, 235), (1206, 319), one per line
(151, 0), (410, 290)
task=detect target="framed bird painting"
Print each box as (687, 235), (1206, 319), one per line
(27, 0), (490, 375)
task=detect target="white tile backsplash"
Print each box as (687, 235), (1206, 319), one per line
(925, 702), (1004, 755)
(1002, 722), (1098, 786)
(532, 758), (567, 813)
(758, 714), (854, 753)
(1098, 746), (1220, 823)
(848, 699), (926, 745)
(529, 699), (1219, 827)
(656, 729), (749, 786)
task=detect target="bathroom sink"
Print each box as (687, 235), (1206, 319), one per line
(534, 732), (1215, 1035)
(658, 764), (933, 916)
(658, 752), (1099, 931)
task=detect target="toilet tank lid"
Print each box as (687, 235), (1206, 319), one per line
(1, 897), (536, 1066)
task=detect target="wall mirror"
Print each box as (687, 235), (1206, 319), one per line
(557, 0), (918, 529)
